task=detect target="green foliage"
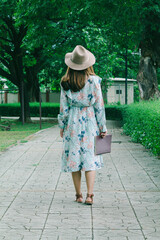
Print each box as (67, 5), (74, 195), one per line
(157, 69), (160, 84)
(14, 0), (141, 91)
(0, 103), (21, 116)
(104, 105), (126, 120)
(134, 84), (140, 102)
(0, 0), (159, 104)
(29, 103), (60, 117)
(0, 0), (142, 95)
(0, 103), (60, 118)
(107, 47), (140, 80)
(122, 100), (160, 156)
(140, 0), (160, 38)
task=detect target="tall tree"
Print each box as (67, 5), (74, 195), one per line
(0, 0), (30, 121)
(0, 0), (68, 121)
(16, 0), (93, 91)
(137, 0), (160, 99)
(89, 0), (160, 100)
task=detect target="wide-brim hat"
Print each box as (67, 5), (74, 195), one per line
(65, 45), (95, 70)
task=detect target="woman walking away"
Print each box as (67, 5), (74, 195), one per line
(58, 45), (107, 205)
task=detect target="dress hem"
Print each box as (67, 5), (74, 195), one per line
(61, 166), (103, 173)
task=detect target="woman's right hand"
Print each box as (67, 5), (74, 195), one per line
(100, 131), (107, 138)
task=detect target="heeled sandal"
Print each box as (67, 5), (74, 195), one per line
(75, 193), (83, 203)
(85, 193), (94, 205)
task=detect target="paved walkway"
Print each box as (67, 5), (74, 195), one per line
(0, 121), (160, 240)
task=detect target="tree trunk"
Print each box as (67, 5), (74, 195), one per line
(137, 40), (160, 100)
(17, 54), (31, 123)
(26, 66), (40, 102)
(137, 56), (160, 100)
(19, 81), (31, 123)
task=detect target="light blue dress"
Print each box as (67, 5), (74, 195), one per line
(58, 75), (107, 172)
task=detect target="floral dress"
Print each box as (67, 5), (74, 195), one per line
(58, 75), (107, 172)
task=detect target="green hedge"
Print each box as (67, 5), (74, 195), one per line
(0, 102), (124, 120)
(104, 105), (126, 120)
(0, 103), (60, 118)
(121, 100), (160, 156)
(0, 103), (21, 116)
(30, 103), (60, 117)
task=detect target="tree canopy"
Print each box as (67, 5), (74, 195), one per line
(0, 0), (159, 121)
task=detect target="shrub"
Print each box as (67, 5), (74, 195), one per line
(104, 105), (127, 120)
(30, 103), (60, 117)
(134, 84), (140, 102)
(122, 100), (160, 156)
(0, 103), (21, 116)
(0, 103), (60, 118)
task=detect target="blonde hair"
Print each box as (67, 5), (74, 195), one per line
(61, 66), (96, 92)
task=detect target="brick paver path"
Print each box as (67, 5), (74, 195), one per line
(0, 121), (160, 240)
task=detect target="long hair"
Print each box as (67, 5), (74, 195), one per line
(61, 66), (96, 92)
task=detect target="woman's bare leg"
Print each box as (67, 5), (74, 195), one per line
(72, 171), (82, 195)
(85, 170), (96, 199)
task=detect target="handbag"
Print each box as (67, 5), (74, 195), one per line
(94, 134), (112, 155)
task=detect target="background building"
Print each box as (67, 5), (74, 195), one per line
(106, 78), (137, 104)
(0, 78), (137, 105)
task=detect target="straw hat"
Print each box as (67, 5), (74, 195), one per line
(65, 45), (95, 70)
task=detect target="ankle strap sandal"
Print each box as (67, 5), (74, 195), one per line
(75, 193), (83, 203)
(85, 193), (94, 205)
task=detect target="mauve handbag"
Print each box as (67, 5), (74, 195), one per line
(94, 134), (112, 155)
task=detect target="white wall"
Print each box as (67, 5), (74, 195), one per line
(107, 83), (134, 104)
(41, 92), (60, 103)
(0, 92), (18, 104)
(0, 83), (134, 105)
(7, 93), (19, 103)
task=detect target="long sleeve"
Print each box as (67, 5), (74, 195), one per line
(93, 78), (107, 133)
(58, 87), (70, 129)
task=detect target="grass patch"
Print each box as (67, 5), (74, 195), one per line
(0, 119), (57, 152)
